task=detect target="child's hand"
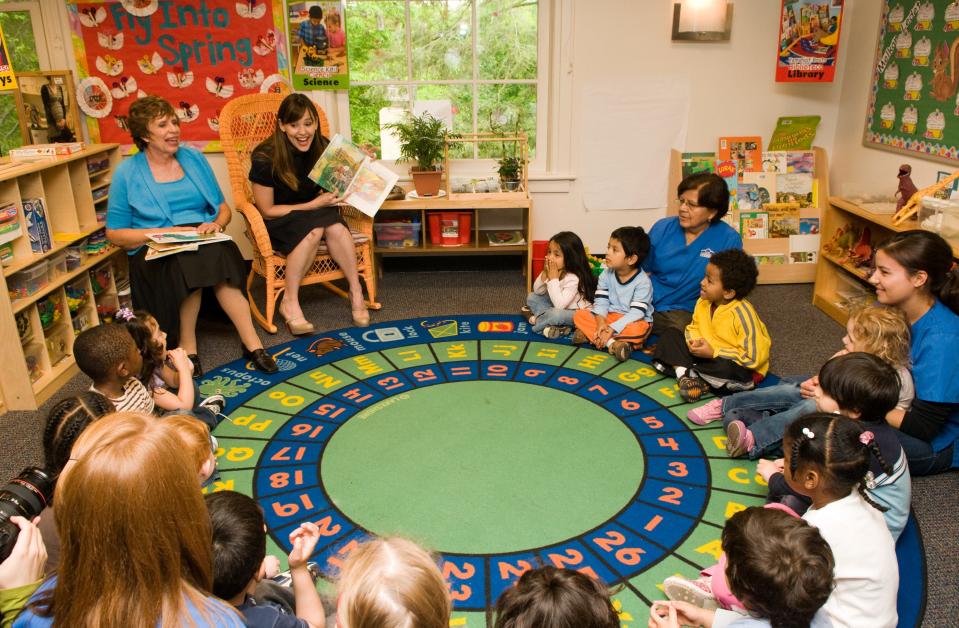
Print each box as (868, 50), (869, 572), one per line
(360, 143), (378, 159)
(648, 600), (680, 628)
(594, 322), (612, 348)
(167, 347), (193, 374)
(288, 522), (321, 570)
(687, 337), (713, 358)
(262, 554), (281, 579)
(799, 375), (820, 399)
(546, 260), (562, 281)
(648, 600), (714, 628)
(757, 458), (784, 482)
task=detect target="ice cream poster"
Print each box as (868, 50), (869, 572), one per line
(865, 1), (959, 163)
(776, 1), (844, 82)
(67, 0), (290, 151)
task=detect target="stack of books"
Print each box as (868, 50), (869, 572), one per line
(9, 143), (85, 161)
(0, 202), (22, 245)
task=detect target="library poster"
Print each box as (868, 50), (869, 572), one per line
(864, 1), (959, 163)
(776, 1), (845, 82)
(67, 0), (291, 152)
(0, 23), (17, 90)
(288, 1), (349, 91)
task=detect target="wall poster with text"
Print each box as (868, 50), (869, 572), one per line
(68, 0), (291, 152)
(776, 0), (845, 82)
(865, 1), (959, 163)
(0, 23), (17, 91)
(288, 1), (349, 91)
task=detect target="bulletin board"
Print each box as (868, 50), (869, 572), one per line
(864, 1), (959, 164)
(67, 0), (291, 152)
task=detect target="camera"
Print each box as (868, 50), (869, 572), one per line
(0, 467), (54, 562)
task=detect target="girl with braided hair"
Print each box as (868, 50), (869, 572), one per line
(779, 413), (898, 628)
(37, 392), (115, 573)
(760, 352), (910, 540)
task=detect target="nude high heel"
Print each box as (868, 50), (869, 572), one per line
(351, 307), (370, 327)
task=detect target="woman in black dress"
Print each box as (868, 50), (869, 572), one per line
(249, 94), (369, 334)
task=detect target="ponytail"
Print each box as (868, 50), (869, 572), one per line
(876, 230), (959, 315)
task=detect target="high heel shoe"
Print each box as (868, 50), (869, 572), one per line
(283, 316), (316, 336)
(351, 308), (370, 328)
(243, 346), (278, 373)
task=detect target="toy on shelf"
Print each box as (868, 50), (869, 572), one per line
(895, 164), (918, 212)
(66, 283), (90, 313)
(893, 166), (959, 225)
(16, 311), (32, 343)
(823, 222), (874, 278)
(90, 264), (112, 296)
(38, 295), (63, 331)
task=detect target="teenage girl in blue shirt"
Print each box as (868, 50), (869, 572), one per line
(643, 173), (742, 336)
(869, 230), (959, 475)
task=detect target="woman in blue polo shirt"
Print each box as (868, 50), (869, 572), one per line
(870, 230), (959, 475)
(643, 173), (743, 335)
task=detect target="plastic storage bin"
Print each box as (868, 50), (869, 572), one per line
(920, 196), (959, 249)
(531, 240), (547, 278)
(49, 252), (67, 278)
(65, 244), (88, 270)
(23, 341), (45, 383)
(8, 260), (50, 300)
(374, 219), (422, 248)
(428, 212), (472, 246)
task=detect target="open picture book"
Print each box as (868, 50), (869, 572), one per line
(307, 134), (399, 217)
(144, 230), (231, 261)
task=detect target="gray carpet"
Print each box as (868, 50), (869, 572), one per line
(1, 269), (954, 626)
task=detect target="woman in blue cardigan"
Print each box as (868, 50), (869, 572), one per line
(106, 96), (277, 374)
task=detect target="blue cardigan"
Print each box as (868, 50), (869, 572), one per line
(106, 146), (225, 254)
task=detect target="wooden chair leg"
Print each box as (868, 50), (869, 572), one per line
(247, 270), (279, 334)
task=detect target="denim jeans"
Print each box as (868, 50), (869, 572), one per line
(896, 430), (955, 476)
(721, 379), (815, 459)
(526, 292), (575, 334)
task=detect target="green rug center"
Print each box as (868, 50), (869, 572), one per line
(321, 381), (644, 554)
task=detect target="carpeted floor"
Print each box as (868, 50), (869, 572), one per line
(1, 264), (955, 625)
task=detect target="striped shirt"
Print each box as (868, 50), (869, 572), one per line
(91, 378), (156, 414)
(591, 267), (654, 334)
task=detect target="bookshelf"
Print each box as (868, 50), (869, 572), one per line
(0, 144), (124, 412)
(667, 146), (829, 284)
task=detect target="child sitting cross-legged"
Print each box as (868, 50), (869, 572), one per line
(652, 248), (771, 402)
(522, 231), (596, 339)
(649, 506), (835, 628)
(206, 490), (326, 628)
(572, 226), (653, 362)
(493, 565), (620, 628)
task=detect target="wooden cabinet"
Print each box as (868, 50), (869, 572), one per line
(812, 196), (959, 325)
(0, 144), (124, 412)
(374, 191), (533, 288)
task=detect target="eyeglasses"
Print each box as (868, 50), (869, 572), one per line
(677, 197), (702, 209)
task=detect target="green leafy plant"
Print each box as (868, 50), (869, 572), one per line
(386, 111), (458, 171)
(497, 155), (524, 181)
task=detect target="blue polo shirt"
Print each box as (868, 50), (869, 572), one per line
(298, 20), (328, 48)
(916, 300), (959, 465)
(643, 216), (742, 313)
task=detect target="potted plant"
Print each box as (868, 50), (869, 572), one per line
(386, 112), (456, 197)
(497, 155), (524, 192)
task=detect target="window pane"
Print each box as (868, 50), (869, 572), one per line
(415, 83), (472, 158)
(346, 0), (408, 81)
(349, 84), (409, 157)
(0, 10), (41, 155)
(478, 0), (536, 80)
(410, 0), (472, 81)
(477, 83), (536, 159)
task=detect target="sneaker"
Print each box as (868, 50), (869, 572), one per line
(663, 576), (718, 610)
(542, 325), (571, 339)
(687, 398), (724, 425)
(520, 305), (535, 324)
(198, 394), (227, 416)
(678, 375), (709, 403)
(725, 420), (756, 457)
(571, 329), (589, 345)
(609, 340), (632, 362)
(651, 359), (675, 378)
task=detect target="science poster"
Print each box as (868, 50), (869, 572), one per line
(776, 0), (845, 82)
(865, 1), (959, 163)
(68, 0), (290, 151)
(288, 1), (348, 91)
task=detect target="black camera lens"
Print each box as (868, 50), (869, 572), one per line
(0, 467), (55, 562)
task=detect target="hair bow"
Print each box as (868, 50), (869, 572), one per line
(859, 430), (875, 446)
(115, 307), (136, 322)
(802, 427), (815, 439)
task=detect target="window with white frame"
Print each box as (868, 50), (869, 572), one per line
(344, 0), (539, 162)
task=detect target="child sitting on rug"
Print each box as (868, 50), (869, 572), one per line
(74, 324), (156, 414)
(652, 248), (771, 402)
(757, 352), (910, 540)
(206, 490), (326, 628)
(572, 226), (653, 362)
(159, 414), (220, 488)
(493, 566), (620, 628)
(335, 537), (451, 628)
(522, 231), (595, 339)
(649, 507), (834, 628)
(688, 305), (913, 458)
(116, 308), (226, 429)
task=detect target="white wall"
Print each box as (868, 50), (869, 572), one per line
(831, 0), (953, 198)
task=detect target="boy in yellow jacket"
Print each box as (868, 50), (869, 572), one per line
(652, 248), (771, 403)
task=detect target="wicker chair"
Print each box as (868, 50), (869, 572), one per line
(219, 93), (380, 333)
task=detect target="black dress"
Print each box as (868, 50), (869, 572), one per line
(248, 146), (346, 255)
